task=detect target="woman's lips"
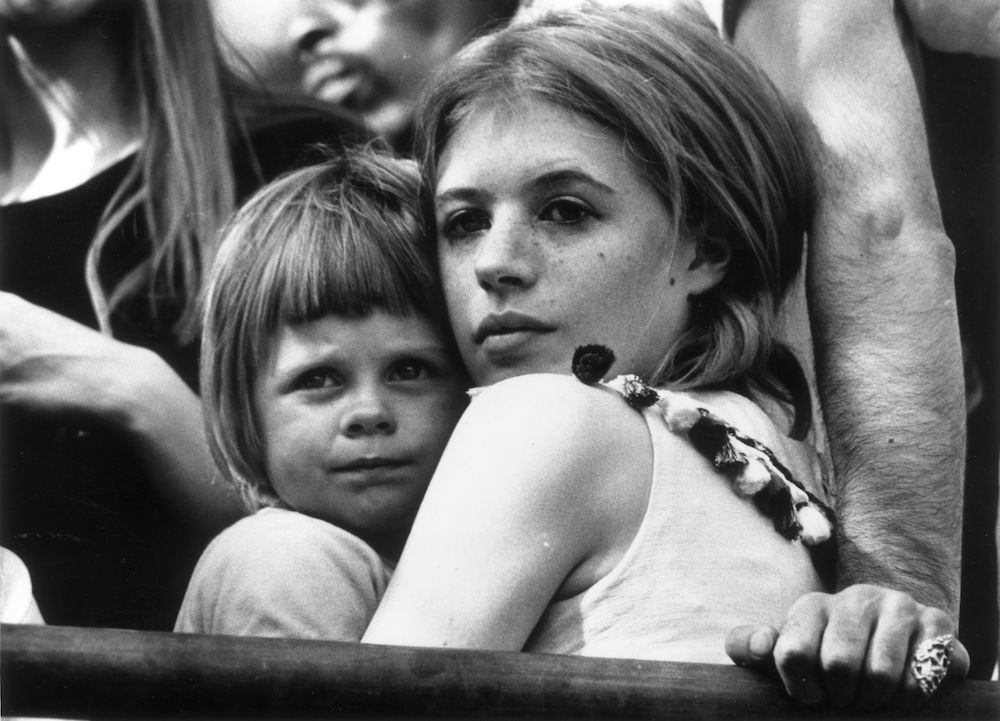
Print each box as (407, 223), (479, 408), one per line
(473, 311), (555, 345)
(304, 58), (378, 111)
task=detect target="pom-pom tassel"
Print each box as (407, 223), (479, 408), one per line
(734, 458), (772, 497)
(796, 503), (832, 545)
(604, 374), (659, 410)
(656, 390), (704, 433)
(572, 345), (617, 385)
(755, 484), (802, 540)
(570, 344), (837, 548)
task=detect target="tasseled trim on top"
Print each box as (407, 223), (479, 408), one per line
(571, 345), (836, 547)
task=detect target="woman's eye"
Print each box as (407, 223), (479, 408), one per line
(441, 209), (490, 239)
(388, 359), (432, 382)
(293, 369), (342, 391)
(541, 198), (593, 224)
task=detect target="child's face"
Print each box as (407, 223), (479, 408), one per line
(434, 98), (726, 386)
(254, 310), (468, 538)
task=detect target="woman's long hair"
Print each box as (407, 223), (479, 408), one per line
(417, 2), (815, 436)
(86, 0), (357, 343)
(84, 0), (234, 341)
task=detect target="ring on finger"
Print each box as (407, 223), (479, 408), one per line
(910, 634), (954, 697)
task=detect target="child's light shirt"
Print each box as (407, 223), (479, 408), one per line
(525, 389), (829, 662)
(174, 507), (392, 640)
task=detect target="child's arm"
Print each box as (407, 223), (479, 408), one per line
(362, 374), (650, 650)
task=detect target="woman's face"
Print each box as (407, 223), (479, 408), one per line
(209, 0), (506, 144)
(434, 98), (725, 386)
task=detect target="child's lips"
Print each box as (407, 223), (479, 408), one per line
(329, 458), (414, 486)
(334, 457), (407, 473)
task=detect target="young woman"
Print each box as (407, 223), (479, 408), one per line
(360, 3), (968, 708)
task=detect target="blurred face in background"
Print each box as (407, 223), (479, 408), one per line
(210, 0), (515, 146)
(0, 0), (111, 26)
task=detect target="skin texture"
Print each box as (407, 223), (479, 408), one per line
(254, 311), (468, 560)
(723, 0), (968, 705)
(434, 98), (726, 385)
(902, 0), (1000, 58)
(209, 0), (511, 145)
(363, 373), (662, 650)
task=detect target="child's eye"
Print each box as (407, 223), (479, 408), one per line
(293, 368), (343, 391)
(440, 209), (490, 239)
(540, 198), (594, 224)
(388, 358), (433, 382)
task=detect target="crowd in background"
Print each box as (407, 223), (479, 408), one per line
(1, 0), (998, 702)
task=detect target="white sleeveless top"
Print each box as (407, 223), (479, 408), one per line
(524, 391), (830, 663)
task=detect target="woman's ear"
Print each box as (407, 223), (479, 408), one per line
(686, 225), (731, 295)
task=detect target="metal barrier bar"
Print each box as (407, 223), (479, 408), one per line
(1, 623), (997, 719)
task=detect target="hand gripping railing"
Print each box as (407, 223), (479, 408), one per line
(2, 623), (998, 719)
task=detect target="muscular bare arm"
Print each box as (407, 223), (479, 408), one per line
(732, 0), (964, 615)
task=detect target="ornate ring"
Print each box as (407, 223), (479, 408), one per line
(910, 633), (954, 696)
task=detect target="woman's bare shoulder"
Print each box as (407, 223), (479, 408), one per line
(464, 374), (646, 448)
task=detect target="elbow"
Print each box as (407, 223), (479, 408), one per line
(809, 189), (960, 321)
(828, 186), (957, 279)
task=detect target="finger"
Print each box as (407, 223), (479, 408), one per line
(857, 593), (919, 709)
(817, 590), (880, 708)
(725, 624), (779, 673)
(899, 608), (962, 701)
(947, 638), (971, 683)
(773, 594), (828, 704)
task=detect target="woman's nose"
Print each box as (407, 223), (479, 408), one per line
(290, 0), (358, 56)
(339, 390), (396, 437)
(473, 218), (538, 293)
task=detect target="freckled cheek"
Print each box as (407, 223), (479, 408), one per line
(440, 254), (473, 297)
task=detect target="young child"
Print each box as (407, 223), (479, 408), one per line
(174, 148), (469, 639)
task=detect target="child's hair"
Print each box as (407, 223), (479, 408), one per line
(201, 147), (446, 508)
(416, 2), (814, 436)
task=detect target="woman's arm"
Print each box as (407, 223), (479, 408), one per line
(363, 374), (650, 650)
(901, 0), (1000, 58)
(0, 292), (244, 530)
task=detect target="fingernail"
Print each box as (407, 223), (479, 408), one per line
(749, 629), (772, 658)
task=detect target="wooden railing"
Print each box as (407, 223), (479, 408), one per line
(1, 623), (997, 719)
